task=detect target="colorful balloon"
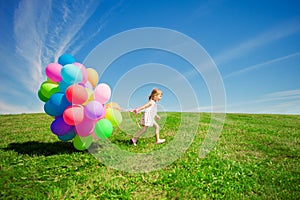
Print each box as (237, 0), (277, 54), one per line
(105, 107), (123, 127)
(44, 93), (71, 116)
(58, 128), (76, 141)
(75, 115), (95, 137)
(94, 119), (113, 139)
(82, 88), (94, 105)
(86, 68), (99, 87)
(37, 89), (49, 102)
(58, 54), (76, 66)
(50, 117), (73, 136)
(40, 81), (60, 99)
(59, 80), (72, 93)
(94, 83), (111, 104)
(65, 84), (88, 105)
(63, 105), (84, 126)
(84, 101), (104, 120)
(73, 62), (88, 84)
(73, 135), (93, 151)
(45, 63), (62, 82)
(61, 64), (82, 84)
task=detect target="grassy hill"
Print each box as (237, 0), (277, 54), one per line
(0, 112), (299, 199)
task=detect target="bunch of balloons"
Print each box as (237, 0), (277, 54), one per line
(37, 54), (122, 151)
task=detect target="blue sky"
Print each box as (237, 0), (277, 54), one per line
(0, 0), (299, 114)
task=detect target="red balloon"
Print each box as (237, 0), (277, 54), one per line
(65, 84), (88, 104)
(63, 105), (84, 126)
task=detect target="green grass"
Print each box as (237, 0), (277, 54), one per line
(0, 112), (299, 199)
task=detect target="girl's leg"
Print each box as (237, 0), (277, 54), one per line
(153, 121), (165, 144)
(132, 126), (148, 146)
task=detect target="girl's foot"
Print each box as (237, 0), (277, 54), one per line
(131, 138), (137, 146)
(156, 139), (165, 144)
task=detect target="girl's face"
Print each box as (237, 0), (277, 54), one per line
(154, 92), (162, 101)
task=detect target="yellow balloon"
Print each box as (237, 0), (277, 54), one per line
(86, 68), (99, 87)
(105, 108), (122, 127)
(82, 88), (94, 106)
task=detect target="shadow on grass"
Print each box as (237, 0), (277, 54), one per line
(2, 141), (81, 156)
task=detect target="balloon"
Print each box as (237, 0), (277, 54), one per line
(82, 88), (94, 105)
(61, 64), (82, 84)
(94, 119), (113, 139)
(94, 83), (111, 104)
(50, 117), (73, 136)
(73, 62), (88, 84)
(86, 68), (99, 87)
(73, 135), (93, 151)
(65, 84), (88, 104)
(63, 105), (84, 126)
(58, 128), (76, 141)
(105, 107), (123, 127)
(106, 102), (121, 111)
(45, 63), (62, 82)
(59, 80), (72, 93)
(37, 89), (49, 102)
(44, 93), (71, 116)
(58, 54), (76, 66)
(40, 81), (60, 99)
(75, 115), (95, 137)
(84, 101), (104, 120)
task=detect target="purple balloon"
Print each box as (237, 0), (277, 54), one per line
(50, 117), (73, 136)
(84, 101), (104, 120)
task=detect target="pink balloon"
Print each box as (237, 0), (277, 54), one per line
(94, 83), (111, 104)
(63, 105), (84, 126)
(46, 63), (63, 82)
(73, 62), (88, 84)
(75, 115), (95, 137)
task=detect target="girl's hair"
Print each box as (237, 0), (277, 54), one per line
(148, 88), (162, 100)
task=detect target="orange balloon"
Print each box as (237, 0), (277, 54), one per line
(86, 68), (99, 87)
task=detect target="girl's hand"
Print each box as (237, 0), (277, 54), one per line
(156, 115), (161, 120)
(133, 108), (139, 114)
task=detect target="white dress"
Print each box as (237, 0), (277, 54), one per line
(141, 99), (157, 127)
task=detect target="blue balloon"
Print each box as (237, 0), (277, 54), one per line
(59, 80), (72, 93)
(58, 54), (76, 66)
(61, 64), (82, 84)
(44, 93), (71, 116)
(58, 128), (76, 141)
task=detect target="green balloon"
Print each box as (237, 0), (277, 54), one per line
(73, 135), (93, 151)
(94, 119), (113, 139)
(40, 81), (60, 99)
(38, 89), (49, 102)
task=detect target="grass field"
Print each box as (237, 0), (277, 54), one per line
(0, 112), (299, 199)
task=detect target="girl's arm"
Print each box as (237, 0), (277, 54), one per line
(134, 101), (152, 113)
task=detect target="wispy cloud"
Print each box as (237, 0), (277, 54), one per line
(14, 0), (52, 93)
(226, 89), (300, 114)
(13, 0), (124, 94)
(215, 19), (300, 65)
(224, 51), (300, 79)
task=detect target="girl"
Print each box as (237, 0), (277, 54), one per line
(131, 88), (165, 146)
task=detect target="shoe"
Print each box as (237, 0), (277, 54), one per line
(156, 139), (165, 144)
(131, 138), (137, 146)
